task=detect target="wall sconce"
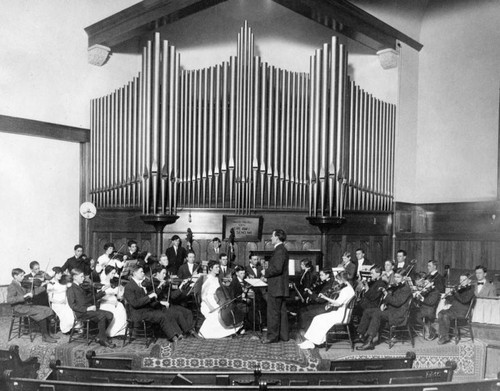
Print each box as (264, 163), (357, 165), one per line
(377, 48), (399, 70)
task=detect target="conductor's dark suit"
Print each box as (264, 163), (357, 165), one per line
(165, 246), (188, 275)
(265, 243), (289, 342)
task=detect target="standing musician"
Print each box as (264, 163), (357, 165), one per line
(123, 265), (189, 342)
(356, 268), (413, 350)
(207, 237), (225, 262)
(21, 261), (51, 307)
(299, 269), (336, 329)
(198, 261), (242, 339)
(411, 271), (441, 339)
(166, 235), (188, 275)
(66, 268), (115, 348)
(62, 244), (91, 276)
(8, 268), (58, 343)
(474, 265), (497, 297)
(298, 271), (355, 350)
(177, 250), (200, 280)
(430, 272), (474, 344)
(150, 266), (199, 338)
(261, 229), (289, 344)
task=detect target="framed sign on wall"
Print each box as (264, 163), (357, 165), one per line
(222, 215), (263, 242)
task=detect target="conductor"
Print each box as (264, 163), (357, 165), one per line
(261, 229), (289, 344)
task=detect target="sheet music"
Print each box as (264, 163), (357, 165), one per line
(245, 278), (268, 287)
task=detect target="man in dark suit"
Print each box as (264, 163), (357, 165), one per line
(218, 253), (233, 284)
(246, 254), (263, 279)
(207, 237), (226, 262)
(356, 269), (413, 350)
(66, 269), (115, 347)
(426, 259), (446, 294)
(62, 244), (91, 276)
(262, 229), (289, 344)
(354, 248), (373, 284)
(339, 252), (357, 287)
(177, 250), (200, 280)
(165, 235), (188, 275)
(123, 265), (195, 341)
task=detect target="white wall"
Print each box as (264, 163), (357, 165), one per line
(415, 0), (500, 202)
(0, 133), (80, 284)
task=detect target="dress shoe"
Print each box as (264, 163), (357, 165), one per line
(50, 334), (61, 340)
(42, 336), (58, 344)
(427, 332), (438, 341)
(261, 338), (277, 344)
(437, 338), (450, 345)
(356, 338), (375, 351)
(188, 329), (201, 339)
(353, 334), (366, 344)
(97, 339), (116, 348)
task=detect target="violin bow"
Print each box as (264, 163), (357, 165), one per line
(149, 268), (156, 295)
(110, 244), (126, 261)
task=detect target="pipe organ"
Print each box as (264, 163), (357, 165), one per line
(90, 22), (396, 217)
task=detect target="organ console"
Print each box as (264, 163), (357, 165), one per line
(89, 22), (396, 217)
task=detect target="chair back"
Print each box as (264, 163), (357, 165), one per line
(340, 295), (357, 325)
(465, 297), (476, 320)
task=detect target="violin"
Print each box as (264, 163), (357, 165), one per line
(323, 282), (347, 311)
(443, 279), (472, 299)
(379, 281), (403, 293)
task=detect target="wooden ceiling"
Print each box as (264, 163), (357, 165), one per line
(85, 0), (422, 54)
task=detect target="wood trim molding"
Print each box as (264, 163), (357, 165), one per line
(84, 0), (422, 54)
(0, 115), (89, 143)
(271, 0), (423, 52)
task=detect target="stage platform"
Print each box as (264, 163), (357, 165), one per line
(0, 315), (487, 382)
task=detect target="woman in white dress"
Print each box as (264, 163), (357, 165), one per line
(299, 271), (355, 349)
(46, 267), (74, 333)
(199, 261), (241, 339)
(99, 266), (127, 338)
(96, 242), (124, 275)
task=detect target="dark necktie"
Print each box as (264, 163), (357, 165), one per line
(477, 282), (484, 285)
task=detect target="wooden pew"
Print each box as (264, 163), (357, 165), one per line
(3, 372), (500, 391)
(330, 351), (416, 371)
(86, 351), (133, 370)
(42, 361), (456, 386)
(0, 345), (39, 389)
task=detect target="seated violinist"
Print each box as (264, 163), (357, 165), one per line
(123, 265), (193, 342)
(229, 265), (253, 332)
(299, 269), (336, 329)
(177, 251), (200, 280)
(62, 245), (91, 276)
(354, 265), (387, 318)
(66, 268), (115, 348)
(296, 259), (317, 302)
(429, 272), (474, 344)
(151, 266), (199, 338)
(355, 268), (413, 350)
(98, 266), (127, 338)
(199, 261), (242, 339)
(96, 242), (124, 275)
(411, 271), (441, 339)
(298, 271), (355, 350)
(22, 261), (51, 307)
(8, 268), (58, 343)
(425, 259), (446, 294)
(381, 260), (396, 285)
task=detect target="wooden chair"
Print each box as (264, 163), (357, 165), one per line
(379, 298), (414, 349)
(451, 297), (476, 344)
(68, 315), (99, 345)
(325, 296), (357, 351)
(122, 302), (156, 347)
(8, 312), (36, 342)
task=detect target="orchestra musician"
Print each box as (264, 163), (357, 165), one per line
(123, 265), (189, 342)
(229, 265), (253, 332)
(177, 250), (200, 280)
(166, 235), (188, 275)
(21, 260), (51, 307)
(296, 259), (317, 301)
(298, 271), (355, 350)
(207, 237), (225, 262)
(62, 244), (91, 276)
(354, 265), (387, 315)
(338, 252), (356, 287)
(199, 261), (242, 339)
(246, 254), (263, 279)
(151, 266), (199, 338)
(66, 268), (115, 348)
(8, 268), (58, 343)
(98, 266), (127, 338)
(96, 242), (124, 275)
(299, 269), (336, 329)
(355, 268), (413, 350)
(425, 260), (446, 294)
(47, 266), (74, 334)
(381, 259), (396, 285)
(474, 265), (497, 297)
(411, 271), (441, 339)
(218, 253), (233, 284)
(396, 250), (416, 282)
(354, 249), (372, 282)
(429, 272), (474, 344)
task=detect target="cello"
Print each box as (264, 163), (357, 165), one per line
(213, 283), (245, 329)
